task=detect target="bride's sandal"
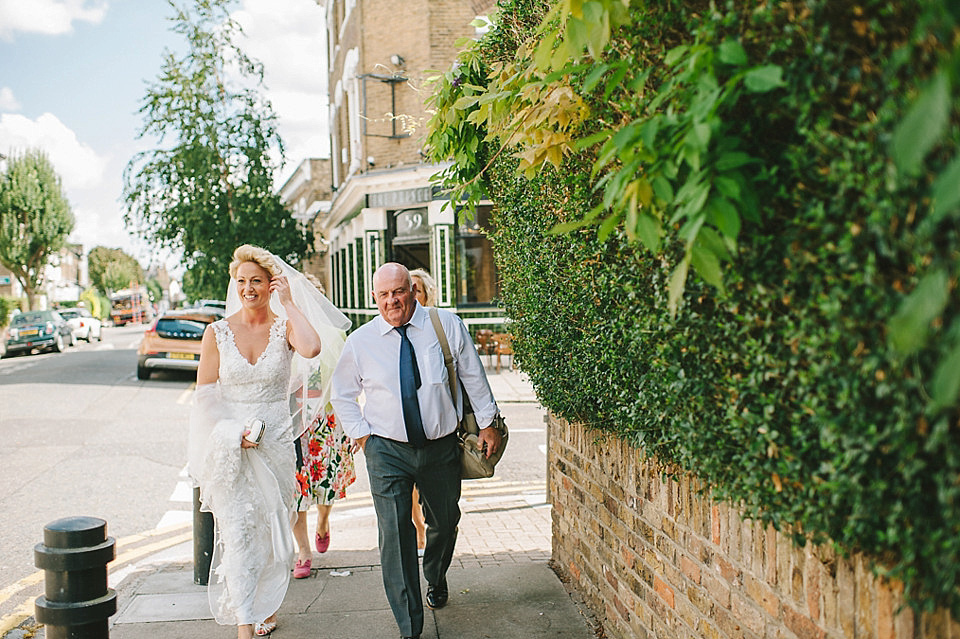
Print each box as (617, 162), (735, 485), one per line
(254, 620), (277, 636)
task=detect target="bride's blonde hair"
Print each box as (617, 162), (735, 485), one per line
(229, 244), (281, 279)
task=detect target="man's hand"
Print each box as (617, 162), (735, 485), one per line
(477, 425), (502, 459)
(355, 434), (370, 451)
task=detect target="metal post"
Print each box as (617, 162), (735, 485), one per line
(34, 516), (117, 639)
(193, 486), (214, 585)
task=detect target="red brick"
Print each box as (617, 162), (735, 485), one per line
(732, 592), (766, 636)
(712, 504), (722, 545)
(805, 545), (821, 620)
(605, 565), (619, 590)
(876, 582), (894, 639)
(703, 571), (731, 609)
(783, 605), (825, 639)
(654, 576), (676, 609)
(614, 593), (631, 621)
(681, 554), (702, 584)
(717, 556), (742, 586)
(744, 573), (781, 619)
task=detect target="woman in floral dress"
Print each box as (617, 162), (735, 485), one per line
(292, 403), (356, 577)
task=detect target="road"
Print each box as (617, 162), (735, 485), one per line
(0, 324), (196, 610)
(0, 323), (548, 626)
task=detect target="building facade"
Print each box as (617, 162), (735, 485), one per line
(315, 0), (502, 329)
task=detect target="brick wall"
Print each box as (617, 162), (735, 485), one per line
(549, 415), (960, 639)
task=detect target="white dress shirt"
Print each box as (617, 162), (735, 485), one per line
(331, 303), (498, 442)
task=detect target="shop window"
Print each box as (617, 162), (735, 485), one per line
(456, 205), (499, 305)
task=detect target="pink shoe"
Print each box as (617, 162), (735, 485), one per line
(315, 531), (330, 554)
(293, 558), (311, 579)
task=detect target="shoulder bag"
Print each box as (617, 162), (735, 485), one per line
(428, 308), (509, 479)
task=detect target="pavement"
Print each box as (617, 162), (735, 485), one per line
(2, 364), (599, 639)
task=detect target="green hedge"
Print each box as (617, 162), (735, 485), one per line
(428, 0), (960, 613)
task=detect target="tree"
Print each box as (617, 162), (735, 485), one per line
(0, 149), (75, 310)
(87, 246), (144, 295)
(122, 0), (311, 300)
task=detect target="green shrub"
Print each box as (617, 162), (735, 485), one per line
(0, 296), (23, 328)
(428, 0), (960, 614)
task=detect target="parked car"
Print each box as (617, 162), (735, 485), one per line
(3, 310), (75, 356)
(136, 309), (220, 379)
(58, 307), (103, 342)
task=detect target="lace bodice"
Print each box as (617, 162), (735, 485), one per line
(212, 318), (293, 404)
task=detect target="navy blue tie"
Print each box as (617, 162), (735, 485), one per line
(397, 325), (426, 448)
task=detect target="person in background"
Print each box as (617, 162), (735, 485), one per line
(291, 273), (356, 578)
(331, 263), (502, 639)
(407, 268), (437, 553)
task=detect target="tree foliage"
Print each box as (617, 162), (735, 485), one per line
(123, 0), (311, 300)
(87, 246), (144, 295)
(0, 149), (75, 310)
(427, 0), (960, 615)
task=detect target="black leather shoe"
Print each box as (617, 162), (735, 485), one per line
(425, 581), (448, 609)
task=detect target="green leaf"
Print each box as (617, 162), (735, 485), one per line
(706, 195), (741, 238)
(635, 211), (661, 253)
(930, 155), (960, 222)
(695, 226), (732, 263)
(574, 129), (613, 150)
(664, 45), (688, 67)
(892, 72), (950, 176)
(715, 151), (753, 171)
(652, 175), (674, 203)
(713, 175), (741, 199)
(718, 39), (748, 66)
(597, 209), (620, 241)
(667, 255), (690, 317)
(453, 95), (480, 110)
(888, 269), (950, 354)
(603, 65), (629, 100)
(534, 32), (557, 70)
(743, 65), (785, 92)
(691, 242), (725, 292)
(930, 336), (960, 412)
(582, 62), (609, 93)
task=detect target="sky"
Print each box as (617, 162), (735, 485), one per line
(0, 0), (330, 272)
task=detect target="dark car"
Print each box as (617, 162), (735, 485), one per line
(136, 309), (220, 379)
(3, 310), (75, 356)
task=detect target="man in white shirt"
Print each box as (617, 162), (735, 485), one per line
(331, 262), (502, 639)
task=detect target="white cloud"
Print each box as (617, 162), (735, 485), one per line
(0, 112), (107, 190)
(0, 0), (108, 41)
(0, 87), (20, 111)
(233, 0), (329, 166)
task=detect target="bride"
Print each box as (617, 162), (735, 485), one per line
(188, 244), (349, 638)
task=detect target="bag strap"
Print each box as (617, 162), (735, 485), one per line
(428, 308), (459, 411)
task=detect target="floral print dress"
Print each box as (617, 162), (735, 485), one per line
(295, 404), (356, 509)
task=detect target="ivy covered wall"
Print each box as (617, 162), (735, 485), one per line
(426, 0), (960, 615)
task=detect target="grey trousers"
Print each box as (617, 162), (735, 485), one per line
(365, 434), (461, 638)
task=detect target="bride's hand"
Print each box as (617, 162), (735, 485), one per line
(241, 431), (259, 448)
(270, 276), (294, 306)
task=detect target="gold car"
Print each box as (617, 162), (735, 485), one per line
(136, 309), (220, 380)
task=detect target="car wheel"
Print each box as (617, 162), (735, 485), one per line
(52, 334), (64, 353)
(137, 364), (151, 380)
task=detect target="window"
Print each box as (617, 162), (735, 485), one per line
(456, 205), (499, 305)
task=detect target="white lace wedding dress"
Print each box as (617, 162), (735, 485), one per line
(193, 317), (297, 626)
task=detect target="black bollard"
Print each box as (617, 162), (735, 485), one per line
(34, 516), (117, 639)
(192, 486), (214, 585)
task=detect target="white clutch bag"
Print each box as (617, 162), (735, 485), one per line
(243, 417), (265, 444)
